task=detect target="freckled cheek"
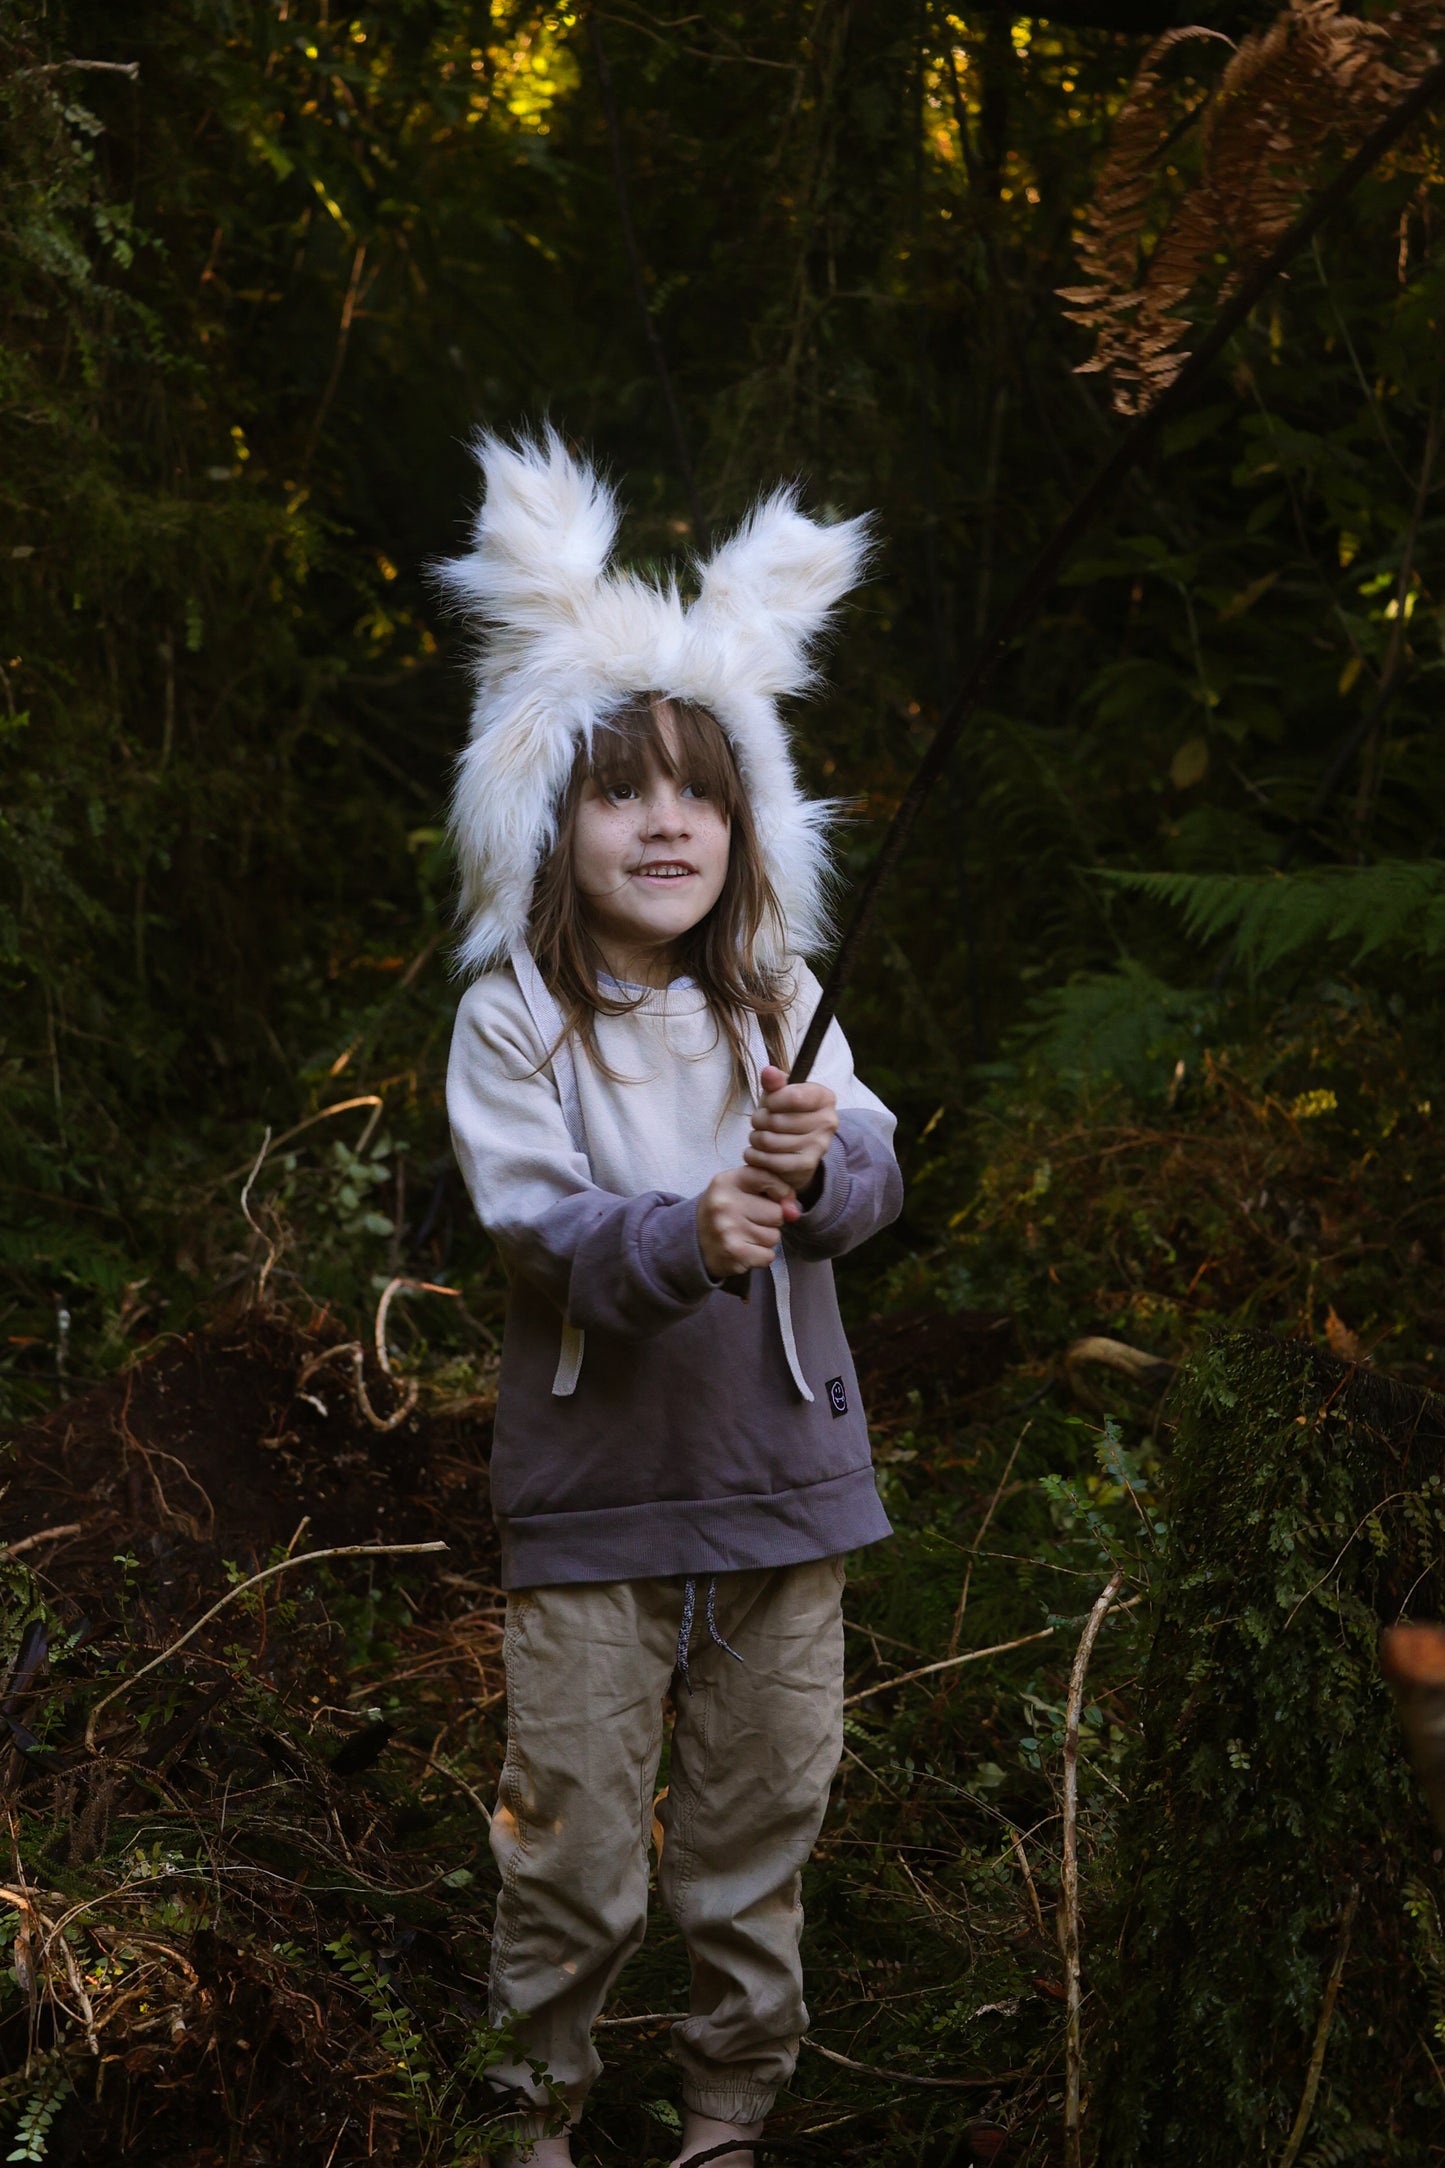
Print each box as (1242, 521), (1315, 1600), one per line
(572, 812), (633, 892)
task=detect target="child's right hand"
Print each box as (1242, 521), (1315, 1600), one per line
(697, 1166), (800, 1279)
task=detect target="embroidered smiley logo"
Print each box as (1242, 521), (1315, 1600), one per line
(826, 1376), (849, 1418)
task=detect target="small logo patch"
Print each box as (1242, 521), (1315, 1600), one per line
(826, 1376), (849, 1418)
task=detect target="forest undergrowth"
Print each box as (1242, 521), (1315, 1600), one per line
(1, 976), (1442, 2165)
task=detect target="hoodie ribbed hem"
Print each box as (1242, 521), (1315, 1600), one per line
(497, 1463), (890, 1589)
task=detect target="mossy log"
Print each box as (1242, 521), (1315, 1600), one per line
(1098, 1332), (1445, 2164)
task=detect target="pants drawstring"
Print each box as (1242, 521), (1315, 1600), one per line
(705, 1576), (744, 1666)
(674, 1575), (746, 1696)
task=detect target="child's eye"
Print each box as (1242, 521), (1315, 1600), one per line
(606, 782), (638, 803)
(681, 782), (708, 800)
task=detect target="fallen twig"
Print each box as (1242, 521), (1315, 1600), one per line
(1009, 1827), (1047, 1940)
(843, 1627), (1056, 1708)
(1060, 1569), (1125, 2168)
(295, 1276), (459, 1433)
(239, 1126), (280, 1302)
(847, 1596), (1143, 1709)
(947, 1423), (1030, 1658)
(17, 59), (140, 80)
(84, 1540), (448, 1749)
(219, 1095), (384, 1186)
(805, 2040), (1029, 2087)
(0, 1523), (82, 1560)
(1276, 1887), (1359, 2168)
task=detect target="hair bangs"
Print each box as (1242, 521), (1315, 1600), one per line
(588, 694), (744, 819)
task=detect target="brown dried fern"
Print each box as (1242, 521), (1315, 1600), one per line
(1063, 0), (1445, 413)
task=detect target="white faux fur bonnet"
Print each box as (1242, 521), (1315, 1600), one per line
(438, 428), (872, 974)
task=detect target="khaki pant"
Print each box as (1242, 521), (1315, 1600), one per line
(487, 1558), (846, 2128)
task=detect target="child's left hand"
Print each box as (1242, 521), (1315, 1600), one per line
(744, 1065), (838, 1200)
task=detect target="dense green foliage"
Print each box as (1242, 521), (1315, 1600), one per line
(4, 0), (1444, 1400)
(1102, 1336), (1445, 2161)
(4, 1), (1445, 2161)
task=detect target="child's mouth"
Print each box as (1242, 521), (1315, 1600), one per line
(633, 862), (696, 880)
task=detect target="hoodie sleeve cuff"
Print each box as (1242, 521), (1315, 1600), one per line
(785, 1112), (904, 1262)
(789, 1142), (852, 1244)
(630, 1194), (721, 1308)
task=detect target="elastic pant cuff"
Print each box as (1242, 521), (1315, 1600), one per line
(680, 2083), (774, 2126)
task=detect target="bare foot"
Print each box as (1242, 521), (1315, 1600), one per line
(669, 2110), (765, 2166)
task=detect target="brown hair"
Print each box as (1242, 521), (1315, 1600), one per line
(528, 693), (790, 1090)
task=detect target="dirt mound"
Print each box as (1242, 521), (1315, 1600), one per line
(3, 1307), (496, 1587)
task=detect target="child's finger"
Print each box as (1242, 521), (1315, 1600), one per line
(753, 1127), (831, 1162)
(735, 1165), (795, 1204)
(758, 1080), (835, 1116)
(744, 1144), (807, 1180)
(753, 1106), (837, 1140)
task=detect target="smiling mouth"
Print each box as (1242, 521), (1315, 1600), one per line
(632, 862), (697, 879)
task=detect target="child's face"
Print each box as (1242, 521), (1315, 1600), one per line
(572, 715), (731, 982)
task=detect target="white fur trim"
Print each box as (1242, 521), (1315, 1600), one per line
(439, 429), (872, 972)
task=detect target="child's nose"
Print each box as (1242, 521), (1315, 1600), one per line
(645, 787), (690, 832)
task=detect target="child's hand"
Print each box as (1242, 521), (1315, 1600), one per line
(697, 1166), (800, 1279)
(744, 1065), (838, 1198)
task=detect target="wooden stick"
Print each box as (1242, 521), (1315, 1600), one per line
(805, 2039), (1028, 2088)
(84, 1541), (447, 1749)
(1060, 1569), (1124, 2168)
(843, 1625), (1056, 1707)
(1010, 1826), (1047, 1941)
(947, 1422), (1029, 1658)
(846, 1593), (1143, 1708)
(786, 58), (1445, 1085)
(0, 1523), (82, 1560)
(1276, 1888), (1359, 2168)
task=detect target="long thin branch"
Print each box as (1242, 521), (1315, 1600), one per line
(84, 1541), (447, 1748)
(947, 1422), (1029, 1657)
(586, 8), (711, 549)
(1276, 1888), (1359, 2168)
(300, 240), (368, 478)
(0, 1523), (82, 1560)
(847, 1593), (1143, 1708)
(17, 60), (140, 81)
(787, 57), (1445, 1084)
(1060, 1569), (1124, 2168)
(805, 2039), (1028, 2088)
(843, 1624), (1055, 1707)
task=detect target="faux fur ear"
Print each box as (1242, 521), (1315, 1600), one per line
(434, 427), (619, 635)
(689, 489), (873, 695)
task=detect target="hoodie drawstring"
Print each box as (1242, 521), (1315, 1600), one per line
(673, 1575), (745, 1696)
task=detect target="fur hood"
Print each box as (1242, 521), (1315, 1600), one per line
(437, 429), (872, 974)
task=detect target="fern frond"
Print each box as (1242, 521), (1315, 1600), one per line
(1066, 0), (1445, 412)
(1105, 860), (1445, 974)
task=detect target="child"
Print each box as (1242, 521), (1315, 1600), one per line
(442, 431), (902, 2167)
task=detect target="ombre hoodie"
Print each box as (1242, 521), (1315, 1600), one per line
(446, 951), (902, 1588)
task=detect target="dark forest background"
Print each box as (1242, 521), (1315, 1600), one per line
(3, 4), (1445, 2164)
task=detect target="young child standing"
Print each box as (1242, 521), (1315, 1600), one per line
(442, 431), (901, 2167)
